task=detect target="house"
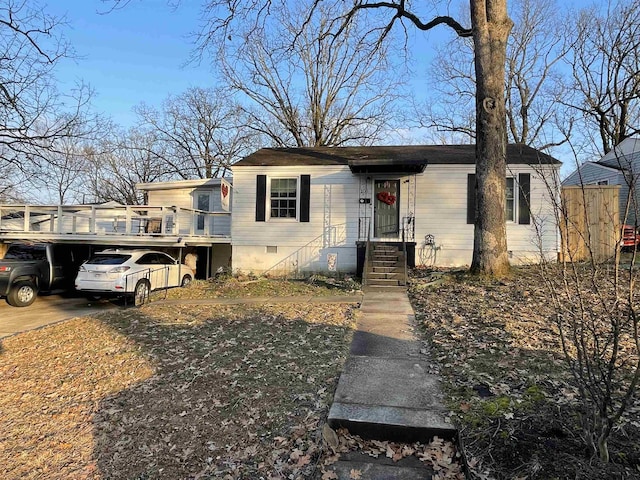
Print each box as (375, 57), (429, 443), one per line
(230, 144), (561, 278)
(562, 137), (640, 226)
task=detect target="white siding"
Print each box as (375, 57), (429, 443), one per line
(232, 166), (360, 274)
(231, 163), (560, 274)
(413, 165), (557, 267)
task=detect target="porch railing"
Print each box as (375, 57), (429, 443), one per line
(0, 204), (231, 238)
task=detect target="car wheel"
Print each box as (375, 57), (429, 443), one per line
(133, 280), (150, 307)
(7, 280), (39, 307)
(181, 275), (192, 287)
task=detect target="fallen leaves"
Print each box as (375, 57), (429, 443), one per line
(318, 428), (465, 479)
(0, 286), (358, 479)
(409, 265), (640, 479)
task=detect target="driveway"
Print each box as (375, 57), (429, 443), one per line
(0, 292), (120, 338)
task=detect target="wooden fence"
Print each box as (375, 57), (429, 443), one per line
(559, 185), (621, 262)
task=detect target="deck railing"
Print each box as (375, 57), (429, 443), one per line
(0, 204), (231, 238)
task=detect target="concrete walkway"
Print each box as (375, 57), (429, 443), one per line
(327, 286), (456, 479)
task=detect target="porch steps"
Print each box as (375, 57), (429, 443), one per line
(365, 243), (407, 287)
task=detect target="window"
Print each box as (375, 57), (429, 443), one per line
(196, 192), (211, 230)
(597, 180), (609, 185)
(467, 173), (531, 225)
(270, 178), (298, 219)
(506, 177), (515, 222)
(256, 174), (310, 223)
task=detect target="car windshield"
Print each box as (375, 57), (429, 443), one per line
(4, 245), (47, 261)
(85, 254), (131, 265)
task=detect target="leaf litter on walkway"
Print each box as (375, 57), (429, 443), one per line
(1, 275), (470, 479)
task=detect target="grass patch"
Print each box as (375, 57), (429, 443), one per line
(0, 284), (357, 479)
(164, 274), (361, 300)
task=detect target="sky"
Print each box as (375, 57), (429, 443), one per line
(44, 0), (582, 177)
(47, 0), (445, 133)
(49, 1), (217, 127)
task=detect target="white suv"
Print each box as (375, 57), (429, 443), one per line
(75, 249), (193, 305)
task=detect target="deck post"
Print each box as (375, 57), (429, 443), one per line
(23, 205), (30, 232)
(89, 206), (96, 233)
(174, 207), (180, 235)
(57, 206), (63, 233)
(125, 206), (132, 234)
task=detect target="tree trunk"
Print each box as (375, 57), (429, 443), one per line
(469, 0), (513, 276)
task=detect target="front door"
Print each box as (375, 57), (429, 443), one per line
(374, 179), (400, 238)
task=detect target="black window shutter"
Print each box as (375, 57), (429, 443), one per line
(300, 174), (310, 222)
(256, 174), (266, 222)
(467, 174), (476, 224)
(518, 173), (531, 225)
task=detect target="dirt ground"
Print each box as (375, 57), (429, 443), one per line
(408, 265), (640, 480)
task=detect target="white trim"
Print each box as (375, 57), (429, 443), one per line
(267, 176), (300, 222)
(137, 177), (232, 192)
(506, 176), (516, 223)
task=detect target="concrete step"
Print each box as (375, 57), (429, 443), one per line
(368, 272), (402, 280)
(368, 266), (402, 274)
(371, 260), (401, 267)
(371, 255), (404, 263)
(367, 278), (403, 287)
(325, 452), (435, 479)
(328, 357), (456, 443)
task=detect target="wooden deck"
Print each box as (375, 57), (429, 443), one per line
(0, 204), (231, 247)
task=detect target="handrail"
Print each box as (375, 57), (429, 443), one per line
(363, 217), (372, 287)
(123, 265), (171, 306)
(402, 231), (408, 287)
(401, 216), (414, 286)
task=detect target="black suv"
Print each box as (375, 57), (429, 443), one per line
(0, 243), (90, 307)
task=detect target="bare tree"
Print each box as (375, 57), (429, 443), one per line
(134, 87), (255, 179)
(564, 0), (640, 155)
(27, 138), (87, 204)
(421, 0), (569, 150)
(0, 0), (95, 173)
(217, 1), (401, 147)
(85, 128), (177, 205)
(110, 0), (514, 276)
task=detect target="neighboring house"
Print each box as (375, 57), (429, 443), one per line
(563, 137), (640, 226)
(230, 144), (561, 276)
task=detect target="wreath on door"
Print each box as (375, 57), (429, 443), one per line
(377, 191), (396, 205)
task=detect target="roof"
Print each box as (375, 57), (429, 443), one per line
(599, 137), (640, 163)
(137, 177), (232, 191)
(233, 144), (562, 169)
(562, 161), (625, 186)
